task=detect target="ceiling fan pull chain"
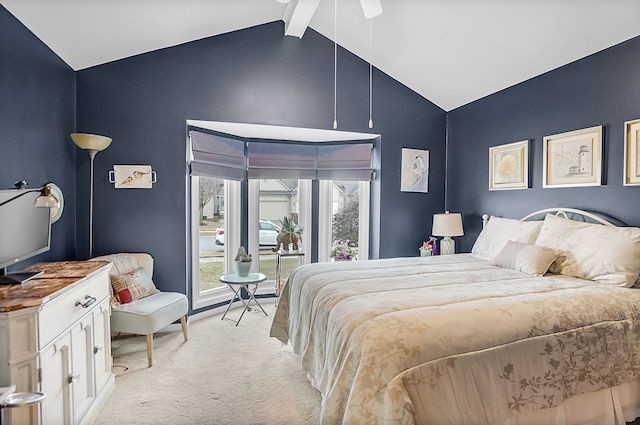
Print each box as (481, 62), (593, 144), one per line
(333, 0), (338, 129)
(369, 17), (373, 129)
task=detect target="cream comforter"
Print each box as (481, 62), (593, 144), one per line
(270, 254), (640, 425)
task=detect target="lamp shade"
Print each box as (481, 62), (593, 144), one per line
(34, 185), (60, 208)
(71, 133), (112, 151)
(432, 211), (464, 237)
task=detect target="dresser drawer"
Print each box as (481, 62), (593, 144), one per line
(38, 272), (110, 349)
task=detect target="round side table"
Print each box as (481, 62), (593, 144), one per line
(219, 272), (268, 326)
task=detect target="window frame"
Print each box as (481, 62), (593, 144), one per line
(318, 180), (370, 262)
(191, 177), (241, 310)
(248, 179), (311, 297)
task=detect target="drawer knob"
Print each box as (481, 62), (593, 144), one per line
(94, 346), (103, 354)
(75, 295), (97, 309)
(68, 374), (80, 384)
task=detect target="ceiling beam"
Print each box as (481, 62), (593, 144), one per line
(282, 0), (321, 38)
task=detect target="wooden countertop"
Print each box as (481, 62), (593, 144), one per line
(0, 261), (111, 312)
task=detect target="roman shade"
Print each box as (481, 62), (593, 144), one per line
(317, 143), (373, 180)
(188, 131), (245, 180)
(247, 142), (317, 179)
(247, 141), (373, 181)
(189, 127), (374, 181)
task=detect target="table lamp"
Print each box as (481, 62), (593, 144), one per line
(432, 211), (464, 255)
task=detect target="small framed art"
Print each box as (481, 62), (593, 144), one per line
(489, 140), (529, 190)
(542, 125), (602, 188)
(109, 165), (156, 189)
(400, 148), (429, 192)
(624, 118), (640, 186)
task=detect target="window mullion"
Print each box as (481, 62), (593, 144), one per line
(247, 180), (260, 274)
(358, 181), (370, 260)
(318, 180), (332, 262)
(224, 180), (242, 275)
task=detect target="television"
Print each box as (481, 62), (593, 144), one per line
(0, 189), (51, 284)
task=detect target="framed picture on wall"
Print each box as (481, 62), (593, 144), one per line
(400, 148), (429, 192)
(488, 140), (529, 190)
(624, 118), (640, 186)
(109, 165), (155, 189)
(543, 125), (602, 188)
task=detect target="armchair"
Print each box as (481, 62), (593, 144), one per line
(91, 253), (188, 367)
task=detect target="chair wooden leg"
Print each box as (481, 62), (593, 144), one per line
(146, 334), (153, 368)
(180, 316), (188, 342)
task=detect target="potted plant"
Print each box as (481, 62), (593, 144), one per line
(273, 216), (303, 252)
(234, 246), (252, 276)
(331, 239), (357, 261)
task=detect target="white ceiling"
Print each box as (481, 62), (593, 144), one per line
(2, 0), (639, 111)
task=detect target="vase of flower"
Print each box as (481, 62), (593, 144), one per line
(419, 240), (433, 257)
(331, 240), (357, 261)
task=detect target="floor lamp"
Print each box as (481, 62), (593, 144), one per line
(71, 133), (112, 258)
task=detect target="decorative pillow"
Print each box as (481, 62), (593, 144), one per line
(91, 253), (139, 275)
(471, 216), (544, 261)
(110, 267), (155, 304)
(135, 267), (158, 294)
(491, 240), (559, 276)
(535, 213), (640, 287)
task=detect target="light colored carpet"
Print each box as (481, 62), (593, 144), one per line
(94, 302), (321, 425)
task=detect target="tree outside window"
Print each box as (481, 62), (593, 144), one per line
(332, 194), (359, 246)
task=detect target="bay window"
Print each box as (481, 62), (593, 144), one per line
(188, 124), (376, 309)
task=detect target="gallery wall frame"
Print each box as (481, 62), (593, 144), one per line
(542, 125), (602, 188)
(624, 118), (640, 186)
(488, 139), (529, 190)
(400, 148), (429, 193)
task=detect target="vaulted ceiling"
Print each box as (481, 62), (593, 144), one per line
(2, 0), (639, 111)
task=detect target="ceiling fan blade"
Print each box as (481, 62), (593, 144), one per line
(360, 0), (382, 18)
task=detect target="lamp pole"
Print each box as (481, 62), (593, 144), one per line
(71, 133), (112, 259)
(88, 150), (98, 258)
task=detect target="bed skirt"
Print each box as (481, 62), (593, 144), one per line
(496, 378), (640, 425)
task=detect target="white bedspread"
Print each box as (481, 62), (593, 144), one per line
(270, 254), (640, 425)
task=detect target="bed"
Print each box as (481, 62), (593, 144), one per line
(270, 208), (640, 425)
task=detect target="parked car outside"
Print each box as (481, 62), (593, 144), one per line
(214, 219), (281, 246)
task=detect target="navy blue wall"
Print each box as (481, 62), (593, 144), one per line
(6, 2), (640, 309)
(0, 6), (76, 270)
(447, 36), (640, 252)
(75, 22), (445, 301)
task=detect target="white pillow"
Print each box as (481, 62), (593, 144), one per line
(535, 213), (640, 287)
(471, 216), (544, 261)
(491, 241), (559, 276)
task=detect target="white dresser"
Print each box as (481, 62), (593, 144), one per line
(0, 261), (114, 425)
